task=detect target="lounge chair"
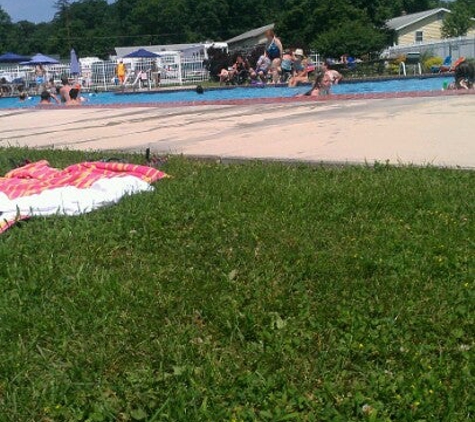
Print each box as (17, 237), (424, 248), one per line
(431, 56), (452, 73)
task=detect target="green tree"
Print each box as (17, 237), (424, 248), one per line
(0, 6), (13, 52)
(48, 0), (115, 57)
(0, 0), (454, 59)
(442, 0), (475, 37)
(314, 20), (388, 57)
(110, 0), (143, 46)
(186, 0), (229, 41)
(276, 0), (390, 55)
(131, 0), (190, 45)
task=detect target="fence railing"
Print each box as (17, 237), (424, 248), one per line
(386, 35), (475, 60)
(0, 56), (210, 96)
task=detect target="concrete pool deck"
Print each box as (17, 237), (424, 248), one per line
(1, 94), (474, 168)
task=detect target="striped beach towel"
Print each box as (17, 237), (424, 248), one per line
(0, 160), (168, 234)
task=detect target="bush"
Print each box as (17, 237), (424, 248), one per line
(424, 56), (443, 72)
(387, 63), (400, 75)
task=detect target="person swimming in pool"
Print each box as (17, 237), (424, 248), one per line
(59, 76), (72, 103)
(296, 72), (332, 98)
(322, 62), (343, 85)
(39, 90), (54, 105)
(66, 88), (82, 106)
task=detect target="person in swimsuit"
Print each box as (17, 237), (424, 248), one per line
(59, 76), (72, 103)
(453, 58), (474, 89)
(322, 62), (343, 85)
(35, 65), (45, 84)
(266, 29), (283, 83)
(45, 78), (60, 104)
(280, 50), (294, 83)
(300, 72), (332, 97)
(39, 90), (54, 105)
(65, 88), (82, 106)
(265, 29), (283, 60)
(288, 49), (309, 87)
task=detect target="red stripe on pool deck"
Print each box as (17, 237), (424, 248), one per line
(24, 88), (475, 111)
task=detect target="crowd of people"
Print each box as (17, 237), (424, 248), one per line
(217, 29), (343, 96)
(29, 76), (90, 106)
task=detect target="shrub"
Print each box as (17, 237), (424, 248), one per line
(424, 56), (443, 72)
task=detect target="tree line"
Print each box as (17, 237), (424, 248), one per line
(0, 0), (473, 59)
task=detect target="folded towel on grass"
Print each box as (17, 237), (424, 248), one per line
(0, 160), (168, 234)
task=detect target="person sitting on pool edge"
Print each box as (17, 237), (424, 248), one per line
(233, 55), (250, 85)
(250, 50), (271, 84)
(280, 50), (294, 83)
(288, 49), (309, 87)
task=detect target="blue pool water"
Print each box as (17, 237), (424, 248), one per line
(0, 77), (451, 109)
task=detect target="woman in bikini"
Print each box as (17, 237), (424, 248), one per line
(266, 29), (283, 84)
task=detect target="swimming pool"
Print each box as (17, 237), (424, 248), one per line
(0, 77), (453, 109)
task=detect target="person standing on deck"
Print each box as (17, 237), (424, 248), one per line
(116, 60), (127, 85)
(266, 29), (283, 84)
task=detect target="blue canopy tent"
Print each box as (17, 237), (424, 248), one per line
(123, 49), (161, 90)
(0, 52), (30, 63)
(20, 53), (60, 91)
(123, 48), (161, 59)
(20, 53), (60, 66)
(0, 53), (30, 94)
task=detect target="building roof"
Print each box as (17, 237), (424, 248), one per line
(386, 8), (451, 31)
(226, 23), (274, 44)
(115, 44), (206, 57)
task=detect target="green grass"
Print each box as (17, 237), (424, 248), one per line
(0, 147), (473, 422)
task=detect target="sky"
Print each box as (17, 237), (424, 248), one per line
(0, 0), (114, 23)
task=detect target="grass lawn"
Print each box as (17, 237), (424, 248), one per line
(0, 147), (473, 421)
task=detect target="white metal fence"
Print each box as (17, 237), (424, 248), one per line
(0, 55), (210, 96)
(386, 35), (475, 60)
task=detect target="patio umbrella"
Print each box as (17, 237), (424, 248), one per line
(70, 49), (81, 75)
(123, 48), (161, 59)
(20, 53), (60, 65)
(0, 52), (30, 63)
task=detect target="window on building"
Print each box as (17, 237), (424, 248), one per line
(415, 31), (424, 43)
